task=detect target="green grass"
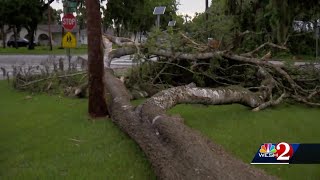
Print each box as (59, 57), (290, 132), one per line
(0, 81), (155, 180)
(273, 52), (317, 62)
(168, 104), (320, 180)
(0, 45), (87, 55)
(1, 80), (320, 180)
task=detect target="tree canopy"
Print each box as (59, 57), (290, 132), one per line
(103, 0), (179, 36)
(187, 0), (320, 54)
(0, 0), (56, 49)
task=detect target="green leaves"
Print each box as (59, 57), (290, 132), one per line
(102, 0), (178, 35)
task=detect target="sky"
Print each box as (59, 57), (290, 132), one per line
(177, 0), (210, 17)
(51, 0), (209, 17)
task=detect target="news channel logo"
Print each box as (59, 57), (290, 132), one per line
(251, 142), (298, 164)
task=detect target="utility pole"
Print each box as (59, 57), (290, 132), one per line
(205, 0), (209, 22)
(205, 0), (209, 38)
(156, 15), (160, 28)
(86, 0), (109, 117)
(316, 26), (319, 61)
(153, 6), (166, 29)
(184, 14), (189, 23)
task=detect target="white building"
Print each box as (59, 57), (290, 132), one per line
(1, 24), (81, 47)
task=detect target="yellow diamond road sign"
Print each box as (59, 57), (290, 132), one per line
(62, 32), (77, 48)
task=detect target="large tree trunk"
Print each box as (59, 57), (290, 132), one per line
(101, 36), (277, 179)
(86, 0), (109, 117)
(100, 33), (319, 178)
(103, 69), (276, 180)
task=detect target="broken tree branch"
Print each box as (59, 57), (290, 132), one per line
(241, 42), (288, 57)
(252, 93), (287, 112)
(18, 71), (86, 87)
(102, 37), (277, 179)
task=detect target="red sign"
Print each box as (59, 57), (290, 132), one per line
(62, 14), (76, 31)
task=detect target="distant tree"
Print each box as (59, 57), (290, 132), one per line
(103, 0), (178, 36)
(0, 0), (56, 49)
(77, 4), (87, 30)
(42, 7), (60, 24)
(0, 0), (7, 48)
(188, 0), (320, 51)
(55, 9), (63, 25)
(2, 0), (25, 49)
(21, 0), (56, 49)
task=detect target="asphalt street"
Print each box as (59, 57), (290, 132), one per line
(0, 54), (135, 79)
(0, 55), (319, 80)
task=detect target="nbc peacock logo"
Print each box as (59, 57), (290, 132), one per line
(259, 143), (277, 158)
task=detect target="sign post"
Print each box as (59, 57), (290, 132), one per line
(168, 20), (176, 27)
(62, 13), (76, 31)
(62, 32), (77, 48)
(62, 0), (78, 70)
(153, 6), (166, 29)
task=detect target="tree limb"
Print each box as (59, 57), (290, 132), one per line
(18, 72), (86, 87)
(102, 37), (276, 179)
(252, 93), (287, 111)
(241, 42), (288, 57)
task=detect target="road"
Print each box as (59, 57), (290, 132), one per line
(0, 55), (319, 79)
(0, 54), (136, 79)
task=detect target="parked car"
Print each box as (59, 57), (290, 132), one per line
(7, 38), (36, 47)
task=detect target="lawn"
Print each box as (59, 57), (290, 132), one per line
(273, 52), (317, 62)
(0, 46), (87, 55)
(169, 104), (320, 180)
(0, 81), (154, 180)
(0, 80), (320, 179)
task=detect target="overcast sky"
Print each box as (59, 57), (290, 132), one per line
(177, 0), (209, 17)
(51, 0), (209, 17)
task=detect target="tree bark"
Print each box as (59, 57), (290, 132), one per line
(100, 31), (319, 177)
(102, 37), (277, 179)
(27, 26), (36, 50)
(86, 0), (109, 118)
(104, 68), (276, 179)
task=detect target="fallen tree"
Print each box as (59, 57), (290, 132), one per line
(101, 32), (319, 179)
(11, 32), (319, 179)
(102, 35), (282, 179)
(105, 33), (319, 106)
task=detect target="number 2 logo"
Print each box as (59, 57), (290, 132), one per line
(276, 142), (294, 161)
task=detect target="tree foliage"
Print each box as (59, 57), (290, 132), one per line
(103, 0), (179, 36)
(42, 7), (61, 25)
(0, 0), (56, 49)
(188, 0), (320, 55)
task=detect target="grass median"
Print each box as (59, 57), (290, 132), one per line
(0, 45), (87, 55)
